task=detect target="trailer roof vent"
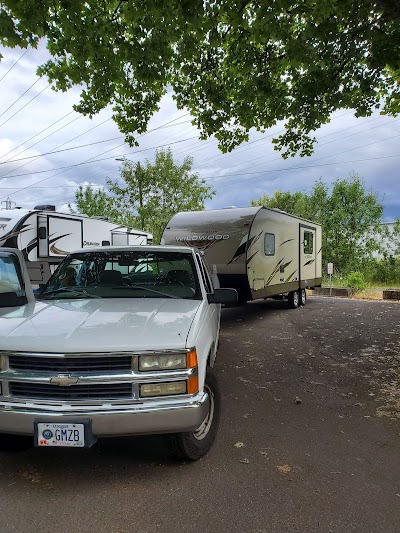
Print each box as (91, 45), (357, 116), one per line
(222, 205), (237, 209)
(34, 204), (56, 211)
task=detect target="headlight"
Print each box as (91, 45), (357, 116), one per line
(140, 381), (186, 397)
(139, 353), (187, 371)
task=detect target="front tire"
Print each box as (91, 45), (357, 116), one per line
(167, 368), (220, 461)
(288, 290), (299, 309)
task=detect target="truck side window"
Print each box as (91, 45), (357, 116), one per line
(264, 233), (275, 256)
(304, 231), (314, 254)
(196, 255), (212, 294)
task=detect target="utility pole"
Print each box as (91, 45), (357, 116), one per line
(1, 197), (16, 210)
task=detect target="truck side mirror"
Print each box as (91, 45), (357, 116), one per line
(0, 291), (19, 308)
(208, 288), (238, 305)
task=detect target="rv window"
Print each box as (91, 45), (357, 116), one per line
(264, 233), (275, 256)
(304, 231), (314, 254)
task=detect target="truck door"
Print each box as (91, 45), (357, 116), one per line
(300, 226), (317, 284)
(0, 248), (34, 314)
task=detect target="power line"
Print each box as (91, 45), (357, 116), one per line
(0, 116), (112, 178)
(0, 48), (29, 85)
(200, 116), (400, 180)
(193, 110), (356, 167)
(0, 119), (192, 165)
(0, 134), (199, 180)
(1, 115), (82, 166)
(14, 151), (400, 208)
(213, 153), (400, 190)
(0, 110), (77, 160)
(0, 76), (43, 120)
(0, 83), (50, 129)
(0, 136), (124, 164)
(0, 113), (191, 200)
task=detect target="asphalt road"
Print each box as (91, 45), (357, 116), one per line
(0, 297), (399, 533)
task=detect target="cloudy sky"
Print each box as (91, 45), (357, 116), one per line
(0, 43), (399, 221)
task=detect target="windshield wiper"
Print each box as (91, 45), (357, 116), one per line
(112, 285), (182, 299)
(40, 287), (99, 299)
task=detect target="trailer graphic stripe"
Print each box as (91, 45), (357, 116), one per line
(280, 239), (294, 247)
(303, 259), (315, 266)
(229, 231), (263, 265)
(246, 250), (259, 264)
(286, 270), (298, 282)
(246, 231), (263, 252)
(265, 258), (285, 285)
(48, 233), (73, 256)
(0, 224), (31, 244)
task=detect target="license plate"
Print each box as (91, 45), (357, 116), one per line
(36, 422), (85, 447)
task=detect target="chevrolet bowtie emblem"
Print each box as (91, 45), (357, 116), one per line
(50, 374), (79, 386)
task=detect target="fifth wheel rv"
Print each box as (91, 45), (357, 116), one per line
(162, 207), (322, 307)
(0, 206), (152, 284)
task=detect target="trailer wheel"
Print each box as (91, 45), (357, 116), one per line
(288, 290), (299, 309)
(166, 368), (220, 461)
(299, 289), (307, 306)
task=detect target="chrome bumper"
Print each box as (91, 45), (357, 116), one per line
(0, 393), (209, 437)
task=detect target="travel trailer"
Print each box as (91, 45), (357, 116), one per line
(162, 207), (322, 307)
(0, 206), (152, 284)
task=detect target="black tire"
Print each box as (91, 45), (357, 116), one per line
(299, 288), (307, 306)
(288, 290), (299, 309)
(167, 368), (220, 461)
(0, 434), (32, 453)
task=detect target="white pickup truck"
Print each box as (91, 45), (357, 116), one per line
(0, 245), (236, 460)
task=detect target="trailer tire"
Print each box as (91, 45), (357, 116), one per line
(288, 290), (299, 309)
(166, 368), (220, 461)
(299, 289), (307, 306)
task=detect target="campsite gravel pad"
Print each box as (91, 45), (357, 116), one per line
(0, 297), (399, 533)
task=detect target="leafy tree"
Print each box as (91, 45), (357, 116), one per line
(70, 149), (214, 243)
(252, 175), (386, 273)
(69, 186), (119, 220)
(1, 1), (399, 156)
(251, 191), (309, 218)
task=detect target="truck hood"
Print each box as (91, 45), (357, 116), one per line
(0, 298), (202, 353)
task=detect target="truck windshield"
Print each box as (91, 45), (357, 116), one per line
(39, 250), (201, 300)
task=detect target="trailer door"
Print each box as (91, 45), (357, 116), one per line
(48, 216), (83, 256)
(300, 226), (317, 283)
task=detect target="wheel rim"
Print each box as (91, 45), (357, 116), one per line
(193, 385), (215, 441)
(293, 291), (299, 306)
(301, 290), (306, 304)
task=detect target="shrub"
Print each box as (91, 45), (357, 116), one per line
(346, 271), (367, 291)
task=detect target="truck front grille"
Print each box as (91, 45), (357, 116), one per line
(8, 355), (132, 373)
(9, 382), (133, 401)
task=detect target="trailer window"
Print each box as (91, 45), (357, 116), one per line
(303, 231), (314, 254)
(264, 233), (275, 256)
